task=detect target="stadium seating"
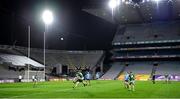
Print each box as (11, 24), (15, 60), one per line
(116, 61), (180, 81)
(0, 45), (104, 80)
(0, 64), (44, 81)
(14, 46), (103, 69)
(0, 54), (44, 67)
(0, 45), (45, 81)
(111, 22), (180, 81)
(0, 46), (22, 55)
(0, 65), (24, 79)
(101, 62), (125, 80)
(116, 62), (152, 81)
(113, 21), (180, 43)
(0, 53), (45, 81)
(155, 61), (180, 75)
(123, 62), (153, 74)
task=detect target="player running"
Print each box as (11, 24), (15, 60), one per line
(33, 75), (38, 88)
(152, 74), (156, 84)
(128, 72), (135, 91)
(85, 71), (91, 86)
(124, 72), (129, 89)
(73, 70), (87, 88)
(165, 74), (171, 84)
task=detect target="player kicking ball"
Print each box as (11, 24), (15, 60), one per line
(73, 70), (87, 88)
(128, 72), (135, 91)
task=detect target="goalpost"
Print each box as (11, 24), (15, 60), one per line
(27, 25), (30, 82)
(24, 69), (45, 82)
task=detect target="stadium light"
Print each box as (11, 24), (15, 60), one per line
(42, 10), (53, 25)
(42, 9), (54, 81)
(108, 0), (119, 9)
(153, 0), (161, 3)
(60, 38), (64, 41)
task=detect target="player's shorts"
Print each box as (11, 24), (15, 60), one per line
(129, 80), (135, 85)
(85, 78), (90, 80)
(77, 79), (83, 82)
(124, 80), (128, 82)
(34, 79), (37, 82)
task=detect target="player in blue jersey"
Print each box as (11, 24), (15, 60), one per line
(85, 71), (91, 86)
(124, 72), (129, 89)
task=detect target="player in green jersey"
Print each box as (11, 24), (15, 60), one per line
(128, 72), (135, 91)
(73, 70), (87, 88)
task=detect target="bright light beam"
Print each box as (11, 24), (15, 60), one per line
(153, 0), (161, 7)
(109, 0), (120, 18)
(153, 0), (161, 3)
(108, 0), (118, 9)
(42, 10), (53, 25)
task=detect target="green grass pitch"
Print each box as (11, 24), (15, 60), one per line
(0, 80), (180, 98)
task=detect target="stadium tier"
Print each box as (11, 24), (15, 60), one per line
(14, 46), (104, 70)
(0, 46), (45, 82)
(123, 62), (153, 74)
(0, 64), (44, 82)
(114, 61), (180, 81)
(117, 62), (153, 81)
(0, 64), (24, 79)
(155, 61), (180, 75)
(0, 54), (44, 67)
(113, 21), (180, 44)
(101, 62), (125, 80)
(108, 21), (180, 81)
(113, 49), (180, 57)
(101, 62), (153, 80)
(0, 45), (104, 79)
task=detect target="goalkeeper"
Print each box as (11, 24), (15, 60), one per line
(73, 70), (87, 88)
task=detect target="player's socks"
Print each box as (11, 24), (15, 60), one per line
(131, 86), (135, 91)
(83, 83), (87, 87)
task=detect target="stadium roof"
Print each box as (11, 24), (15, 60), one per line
(83, 0), (180, 24)
(0, 0), (116, 50)
(1, 0), (180, 50)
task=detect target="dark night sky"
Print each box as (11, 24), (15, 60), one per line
(0, 0), (117, 50)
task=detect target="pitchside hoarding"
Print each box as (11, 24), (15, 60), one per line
(118, 74), (180, 81)
(155, 75), (180, 81)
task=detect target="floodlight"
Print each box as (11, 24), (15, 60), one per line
(109, 0), (119, 9)
(60, 38), (64, 41)
(153, 0), (161, 2)
(42, 10), (53, 25)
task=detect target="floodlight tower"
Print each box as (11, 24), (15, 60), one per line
(42, 10), (53, 81)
